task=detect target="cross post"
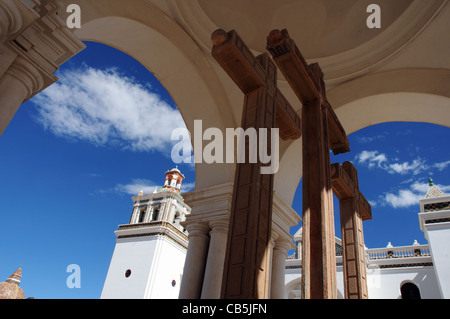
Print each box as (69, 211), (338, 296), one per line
(331, 161), (372, 299)
(267, 28), (350, 299)
(211, 29), (301, 299)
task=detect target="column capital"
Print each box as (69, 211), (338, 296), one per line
(183, 183), (233, 223)
(0, 0), (39, 43)
(273, 238), (294, 255)
(7, 0), (85, 75)
(6, 55), (45, 97)
(185, 222), (210, 237)
(209, 219), (228, 233)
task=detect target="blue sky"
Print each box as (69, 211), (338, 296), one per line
(0, 42), (449, 299)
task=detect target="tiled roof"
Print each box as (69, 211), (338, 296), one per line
(425, 178), (447, 199)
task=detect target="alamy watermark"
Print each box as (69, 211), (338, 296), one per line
(65, 4), (381, 29)
(66, 264), (81, 289)
(171, 120), (279, 175)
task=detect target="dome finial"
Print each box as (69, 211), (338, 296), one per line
(429, 177), (434, 186)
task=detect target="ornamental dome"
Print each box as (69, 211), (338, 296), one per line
(0, 267), (25, 299)
(163, 166), (185, 192)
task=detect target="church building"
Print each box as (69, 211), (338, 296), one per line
(286, 179), (450, 299)
(102, 168), (450, 299)
(101, 167), (191, 299)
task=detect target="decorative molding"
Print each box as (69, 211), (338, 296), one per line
(5, 55), (45, 96)
(182, 182), (233, 224)
(316, 0), (448, 86)
(116, 221), (188, 249)
(0, 0), (39, 43)
(7, 0), (85, 77)
(171, 0), (448, 87)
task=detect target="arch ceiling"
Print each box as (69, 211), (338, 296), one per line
(57, 0), (449, 203)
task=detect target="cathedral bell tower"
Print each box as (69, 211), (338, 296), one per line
(163, 166), (185, 192)
(101, 168), (191, 299)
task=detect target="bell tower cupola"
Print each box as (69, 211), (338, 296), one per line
(163, 166), (185, 192)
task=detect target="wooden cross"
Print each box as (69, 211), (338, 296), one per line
(331, 161), (372, 299)
(211, 29), (301, 299)
(267, 29), (350, 299)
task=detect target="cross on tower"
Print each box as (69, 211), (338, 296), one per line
(266, 29), (350, 299)
(211, 29), (301, 299)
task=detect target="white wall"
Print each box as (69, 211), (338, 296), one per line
(145, 236), (187, 299)
(101, 235), (186, 299)
(285, 264), (441, 299)
(367, 267), (440, 299)
(425, 221), (450, 298)
(101, 236), (158, 299)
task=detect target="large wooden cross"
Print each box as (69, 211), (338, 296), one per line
(211, 29), (301, 299)
(331, 161), (372, 299)
(267, 29), (350, 299)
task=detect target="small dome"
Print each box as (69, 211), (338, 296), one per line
(0, 267), (25, 299)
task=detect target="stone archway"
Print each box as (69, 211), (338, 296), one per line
(70, 12), (238, 191)
(1, 0), (449, 300)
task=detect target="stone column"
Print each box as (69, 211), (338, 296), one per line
(0, 0), (85, 137)
(0, 0), (38, 45)
(144, 205), (153, 223)
(0, 56), (44, 135)
(201, 219), (229, 299)
(178, 222), (210, 299)
(271, 239), (291, 299)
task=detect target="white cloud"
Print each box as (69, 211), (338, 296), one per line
(383, 189), (422, 209)
(355, 150), (429, 175)
(31, 67), (190, 154)
(356, 150), (387, 169)
(357, 134), (386, 144)
(387, 158), (426, 175)
(410, 181), (450, 194)
(114, 179), (158, 196)
(382, 180), (450, 209)
(368, 200), (377, 207)
(410, 181), (429, 194)
(180, 182), (196, 193)
(434, 160), (450, 171)
(114, 179), (195, 196)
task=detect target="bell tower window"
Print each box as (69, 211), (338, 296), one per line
(152, 207), (160, 221)
(138, 208), (146, 223)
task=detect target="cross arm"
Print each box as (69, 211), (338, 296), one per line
(212, 29), (267, 94)
(331, 163), (372, 221)
(211, 29), (301, 140)
(266, 29), (350, 154)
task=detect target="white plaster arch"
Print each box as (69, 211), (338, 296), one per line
(284, 277), (301, 299)
(63, 0), (239, 190)
(275, 69), (450, 206)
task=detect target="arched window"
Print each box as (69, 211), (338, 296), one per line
(138, 208), (146, 223)
(173, 211), (181, 224)
(152, 207), (160, 221)
(401, 282), (421, 299)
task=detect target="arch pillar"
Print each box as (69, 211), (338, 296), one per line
(271, 239), (292, 299)
(180, 182), (233, 299)
(178, 222), (210, 299)
(201, 219), (229, 299)
(0, 56), (44, 134)
(0, 0), (85, 136)
(0, 0), (38, 45)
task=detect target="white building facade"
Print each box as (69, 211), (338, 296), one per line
(102, 172), (450, 299)
(101, 168), (191, 299)
(286, 178), (450, 299)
